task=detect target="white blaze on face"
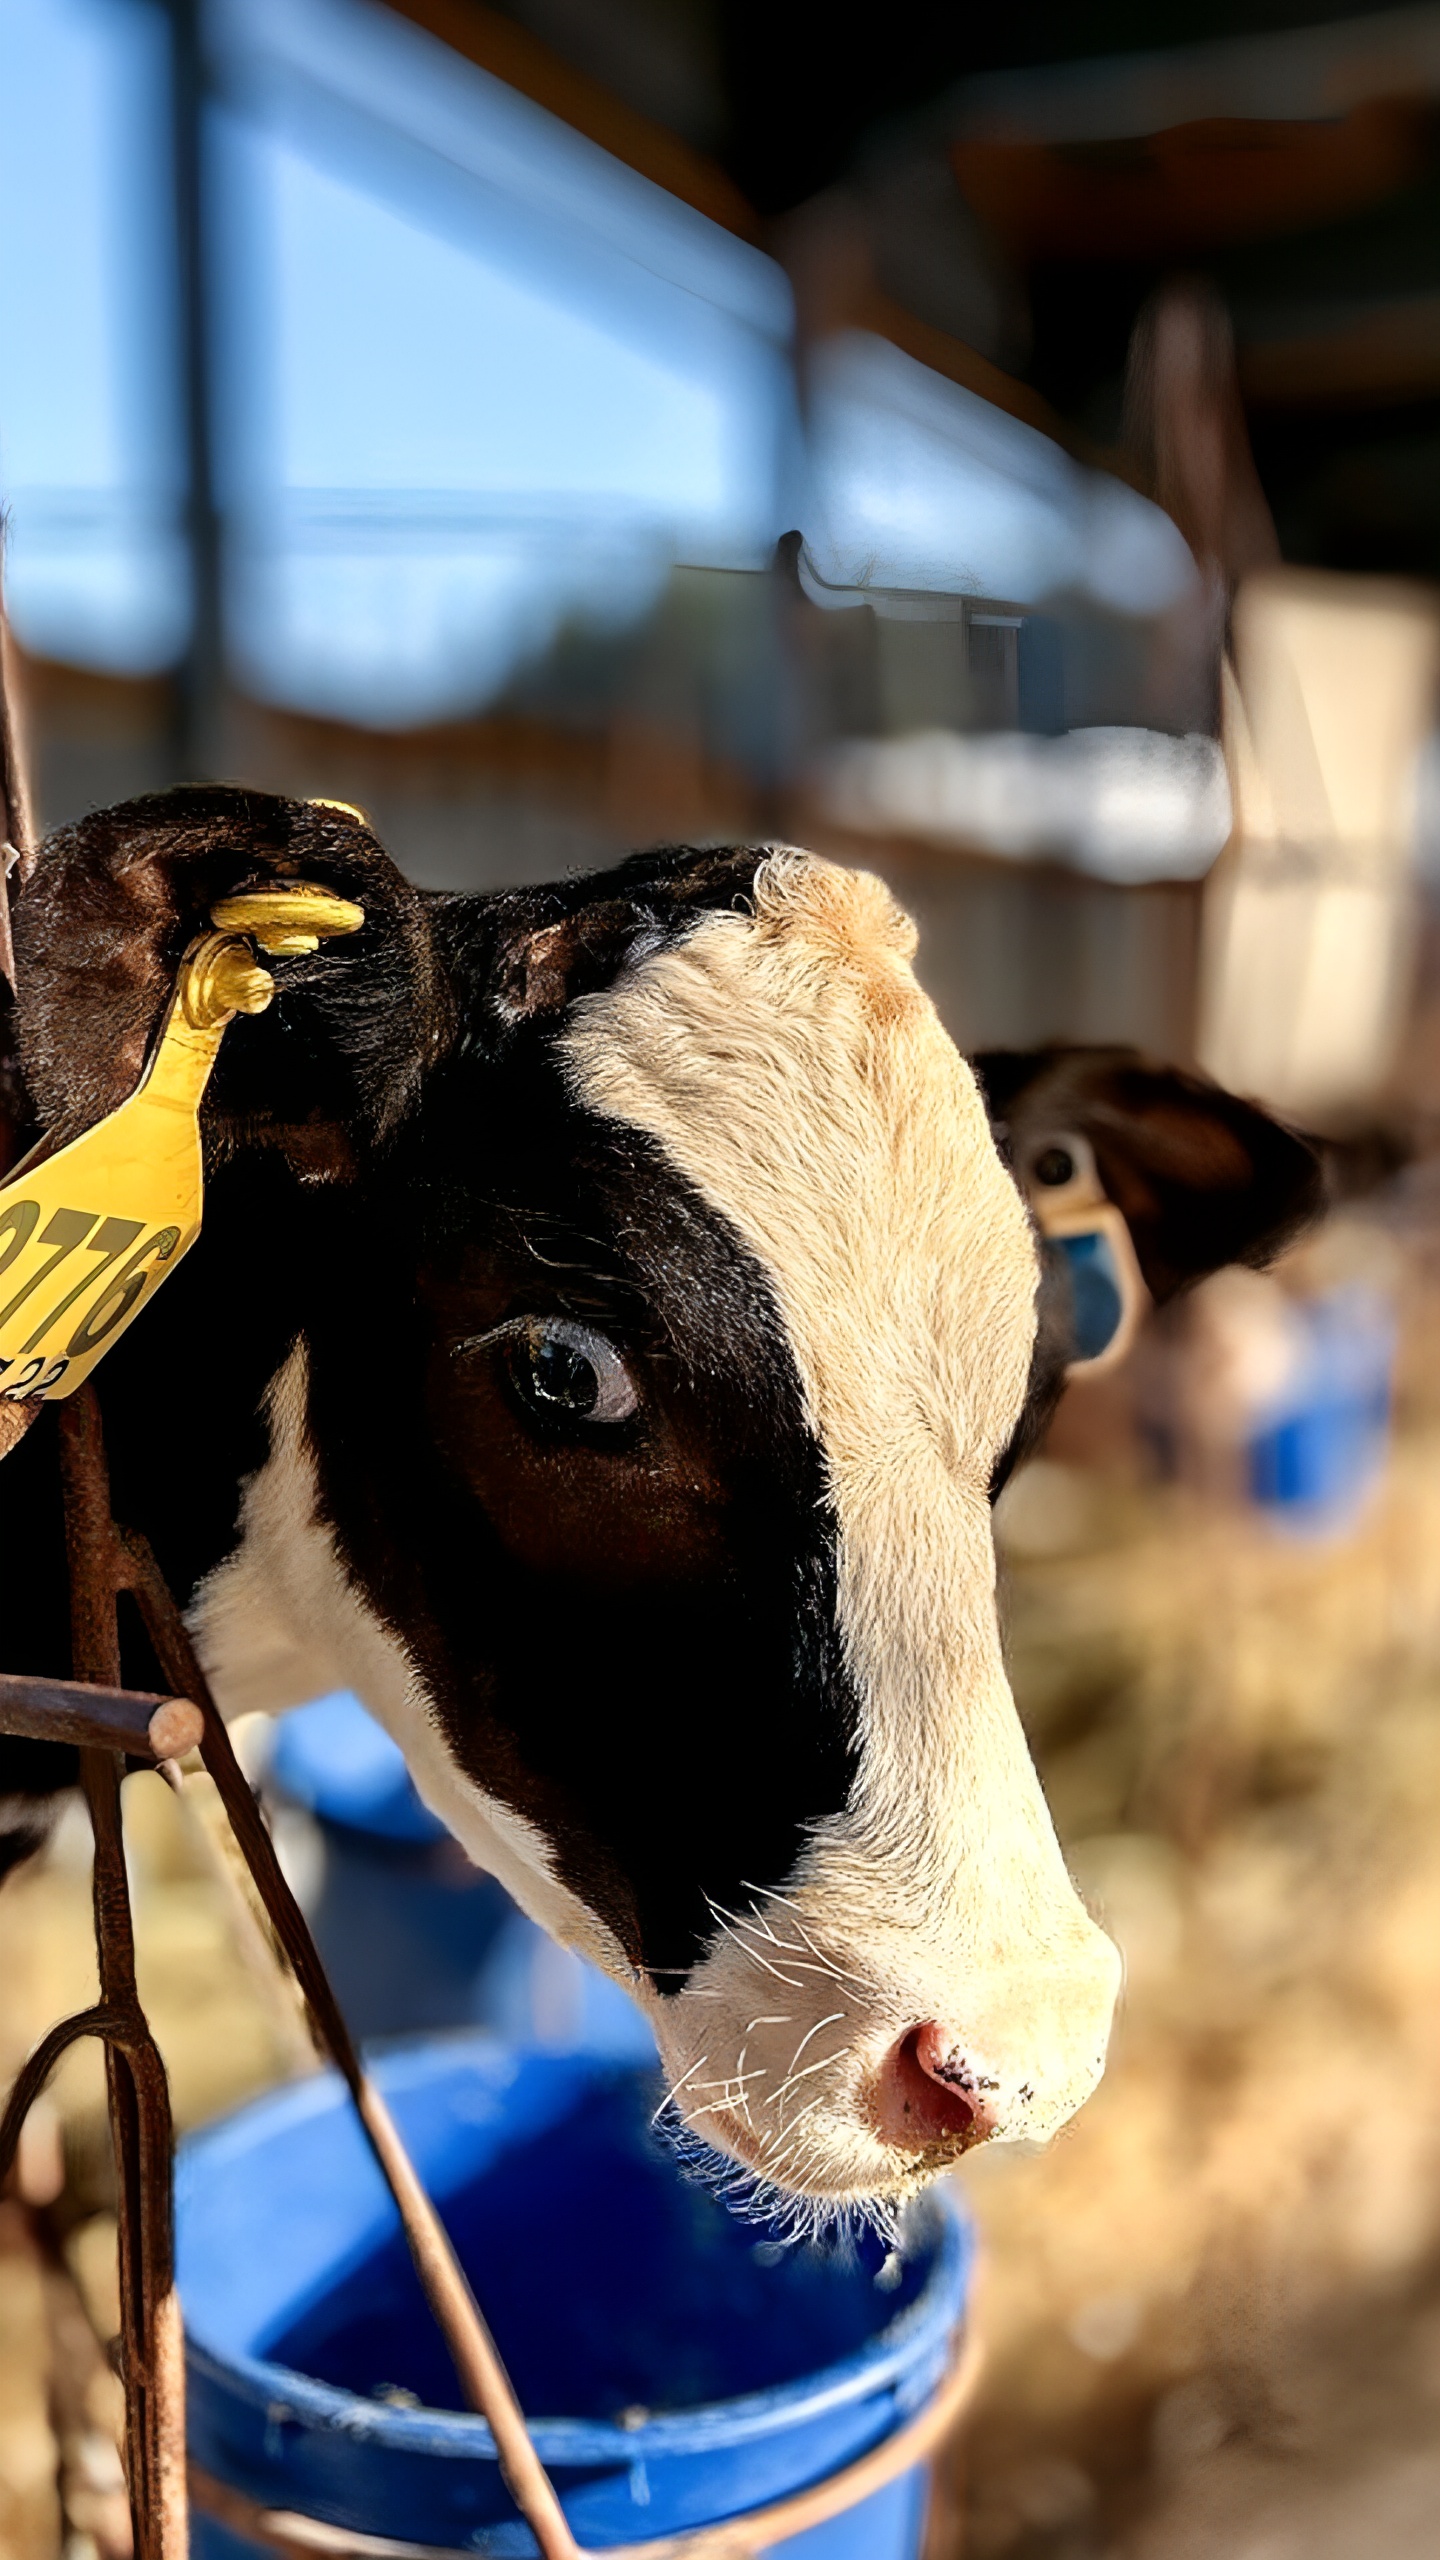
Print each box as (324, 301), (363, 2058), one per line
(563, 853), (1120, 2205)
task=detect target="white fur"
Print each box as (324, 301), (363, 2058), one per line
(562, 854), (1120, 2202)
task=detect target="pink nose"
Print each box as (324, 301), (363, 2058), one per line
(875, 2024), (1000, 2153)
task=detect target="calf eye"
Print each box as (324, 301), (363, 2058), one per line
(509, 1319), (638, 1427)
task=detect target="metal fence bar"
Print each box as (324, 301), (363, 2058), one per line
(55, 1390), (188, 2560)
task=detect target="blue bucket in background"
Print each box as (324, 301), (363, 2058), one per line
(267, 1694), (654, 2060)
(180, 2040), (971, 2560)
(1246, 1282), (1397, 1534)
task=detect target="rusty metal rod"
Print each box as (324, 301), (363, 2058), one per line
(58, 1393), (188, 2560)
(117, 1524), (585, 2560)
(0, 836), (13, 992)
(0, 2006), (114, 2188)
(2, 508), (186, 2556)
(0, 543), (34, 877)
(0, 526), (35, 994)
(0, 1674), (202, 1763)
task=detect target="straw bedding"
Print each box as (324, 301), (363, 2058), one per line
(953, 1209), (1440, 2559)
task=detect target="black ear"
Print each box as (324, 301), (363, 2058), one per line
(443, 842), (772, 1029)
(8, 786), (448, 1178)
(973, 1045), (1323, 1304)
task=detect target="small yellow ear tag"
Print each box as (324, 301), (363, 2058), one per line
(0, 883), (363, 1405)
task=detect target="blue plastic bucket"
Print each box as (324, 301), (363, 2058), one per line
(268, 1696), (654, 2060)
(179, 2040), (971, 2558)
(1246, 1282), (1397, 1534)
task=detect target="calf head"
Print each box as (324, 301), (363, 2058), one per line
(975, 1042), (1326, 1481)
(5, 790), (1319, 2222)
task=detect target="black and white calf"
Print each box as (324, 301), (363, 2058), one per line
(0, 790), (1319, 2219)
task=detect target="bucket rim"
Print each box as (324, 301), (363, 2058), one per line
(179, 2044), (971, 2470)
(184, 2218), (963, 2470)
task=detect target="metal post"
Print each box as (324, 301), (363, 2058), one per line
(57, 1391), (188, 2560)
(167, 0), (226, 780)
(0, 535), (35, 998)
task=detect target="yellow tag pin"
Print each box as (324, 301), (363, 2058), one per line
(0, 883), (362, 1405)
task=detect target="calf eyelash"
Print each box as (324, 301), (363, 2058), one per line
(454, 1313), (641, 1426)
(450, 1318), (528, 1361)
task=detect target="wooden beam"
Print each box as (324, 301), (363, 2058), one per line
(1239, 293), (1440, 409)
(383, 0), (760, 243)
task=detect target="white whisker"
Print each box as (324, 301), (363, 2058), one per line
(704, 1900), (807, 1991)
(651, 2052), (709, 2127)
(734, 2042), (753, 2129)
(764, 2011), (847, 2112)
(768, 2045), (851, 2115)
(735, 1886), (874, 1991)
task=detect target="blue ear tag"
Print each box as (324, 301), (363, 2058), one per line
(1052, 1227), (1126, 1364)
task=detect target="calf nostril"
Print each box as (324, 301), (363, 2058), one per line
(875, 2023), (999, 2154)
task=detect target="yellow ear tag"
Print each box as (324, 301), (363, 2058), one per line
(0, 883), (363, 1405)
